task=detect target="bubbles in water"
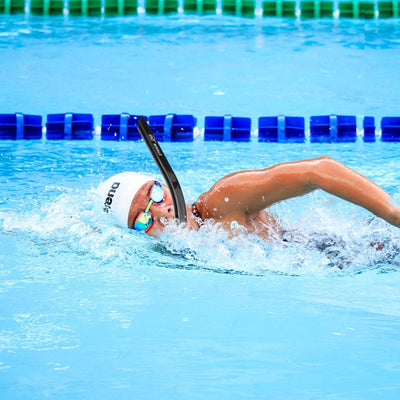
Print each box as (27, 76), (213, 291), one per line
(0, 189), (153, 267)
(1, 188), (399, 277)
(230, 221), (238, 229)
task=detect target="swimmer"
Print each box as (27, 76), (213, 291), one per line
(98, 156), (400, 241)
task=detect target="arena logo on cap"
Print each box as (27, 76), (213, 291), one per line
(103, 182), (120, 213)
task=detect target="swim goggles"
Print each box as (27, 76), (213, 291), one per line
(133, 181), (165, 232)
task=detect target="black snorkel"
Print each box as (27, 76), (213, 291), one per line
(137, 116), (187, 226)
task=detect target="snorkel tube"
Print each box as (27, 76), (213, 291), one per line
(137, 116), (187, 225)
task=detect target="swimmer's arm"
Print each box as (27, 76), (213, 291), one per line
(200, 156), (400, 227)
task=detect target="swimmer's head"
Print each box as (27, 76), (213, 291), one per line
(97, 172), (156, 227)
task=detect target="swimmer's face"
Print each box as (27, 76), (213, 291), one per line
(128, 180), (175, 237)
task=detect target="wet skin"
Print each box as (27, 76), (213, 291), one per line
(127, 157), (400, 239)
(127, 180), (282, 239)
(126, 181), (202, 236)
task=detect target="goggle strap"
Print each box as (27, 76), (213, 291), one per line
(144, 199), (153, 213)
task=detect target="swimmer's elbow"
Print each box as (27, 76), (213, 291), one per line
(307, 156), (338, 187)
(311, 156), (336, 170)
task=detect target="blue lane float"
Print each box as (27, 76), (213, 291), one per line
(204, 115), (251, 141)
(46, 113), (94, 140)
(310, 115), (357, 143)
(0, 113), (42, 140)
(363, 116), (376, 142)
(258, 115), (305, 142)
(149, 114), (196, 142)
(101, 114), (195, 141)
(381, 117), (400, 142)
(101, 114), (143, 141)
(1, 112), (400, 142)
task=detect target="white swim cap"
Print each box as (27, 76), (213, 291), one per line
(97, 172), (156, 227)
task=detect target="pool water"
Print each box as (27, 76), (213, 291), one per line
(1, 14), (400, 400)
(1, 15), (400, 122)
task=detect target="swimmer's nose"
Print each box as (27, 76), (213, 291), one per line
(167, 205), (175, 218)
(158, 203), (174, 218)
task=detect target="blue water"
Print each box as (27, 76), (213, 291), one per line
(1, 15), (400, 400)
(1, 15), (400, 123)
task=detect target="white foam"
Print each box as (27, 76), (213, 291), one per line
(1, 190), (399, 276)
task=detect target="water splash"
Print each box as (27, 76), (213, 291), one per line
(1, 190), (400, 277)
